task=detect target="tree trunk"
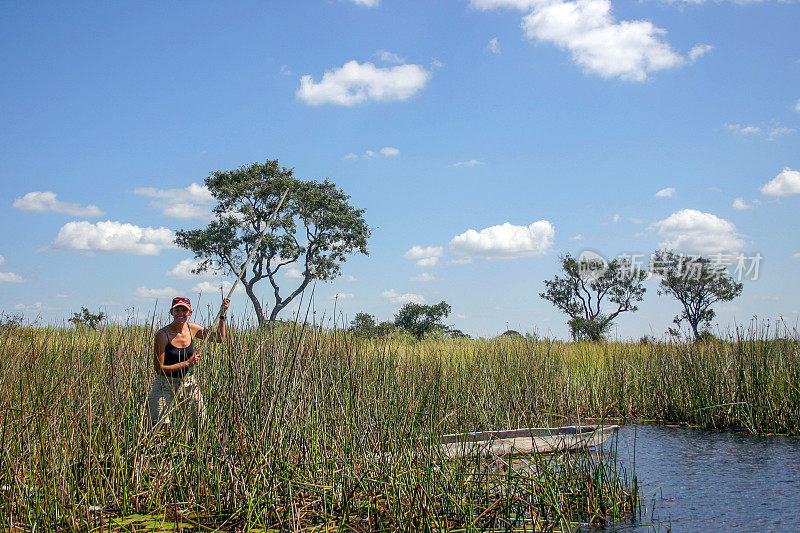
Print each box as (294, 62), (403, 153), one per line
(244, 280), (267, 326)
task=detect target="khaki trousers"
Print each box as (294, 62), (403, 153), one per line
(147, 372), (206, 428)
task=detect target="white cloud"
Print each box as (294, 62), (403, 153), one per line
(452, 159), (485, 167)
(13, 191), (103, 217)
(449, 220), (555, 258)
(192, 280), (244, 295)
(342, 275), (357, 282)
(726, 123), (795, 140)
(404, 245), (443, 260)
(52, 220), (176, 255)
(134, 286), (178, 300)
(411, 272), (436, 281)
(761, 167), (800, 196)
(0, 254), (4, 264)
(14, 302), (51, 312)
(652, 209), (745, 254)
(793, 252), (800, 259)
(732, 198), (752, 210)
(795, 99), (800, 112)
(375, 50), (404, 63)
(345, 146), (401, 159)
(284, 267), (304, 279)
(0, 272), (24, 283)
(570, 234), (584, 241)
(611, 214), (621, 224)
(297, 60), (431, 106)
(416, 257), (439, 267)
(280, 65), (292, 76)
(381, 289), (425, 305)
(629, 217), (644, 224)
(134, 182), (214, 220)
(688, 44), (712, 62)
(452, 258), (473, 264)
(405, 245), (443, 267)
(167, 258), (222, 278)
(655, 187), (675, 198)
(352, 0), (379, 6)
(488, 37), (501, 54)
(330, 292), (354, 300)
(473, 0), (687, 81)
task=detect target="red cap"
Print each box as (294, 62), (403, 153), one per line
(171, 297), (192, 311)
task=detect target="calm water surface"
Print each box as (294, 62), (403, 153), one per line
(607, 425), (800, 532)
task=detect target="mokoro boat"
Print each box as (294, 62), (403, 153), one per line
(438, 424), (618, 458)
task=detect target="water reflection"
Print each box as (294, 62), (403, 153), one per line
(607, 425), (800, 532)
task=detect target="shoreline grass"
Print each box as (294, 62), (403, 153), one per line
(1, 321), (796, 530)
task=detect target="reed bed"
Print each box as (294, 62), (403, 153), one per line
(4, 318), (797, 531)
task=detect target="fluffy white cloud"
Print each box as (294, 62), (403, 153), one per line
(570, 234), (584, 241)
(452, 160), (485, 167)
(405, 245), (443, 267)
(727, 123), (795, 140)
(284, 267), (304, 279)
(611, 214), (621, 224)
(381, 289), (425, 305)
(732, 198), (752, 210)
(761, 168), (800, 196)
(192, 280), (244, 295)
(449, 221), (555, 258)
(14, 302), (51, 312)
(134, 182), (214, 220)
(345, 146), (401, 159)
(375, 50), (404, 63)
(655, 187), (675, 198)
(330, 292), (354, 300)
(488, 37), (501, 54)
(167, 258), (222, 278)
(0, 272), (24, 283)
(352, 0), (379, 6)
(795, 99), (800, 112)
(0, 254), (4, 265)
(404, 245), (443, 260)
(688, 44), (712, 62)
(52, 220), (176, 255)
(297, 60), (431, 106)
(13, 191), (103, 217)
(135, 286), (178, 300)
(652, 209), (745, 254)
(411, 272), (436, 281)
(473, 0), (686, 81)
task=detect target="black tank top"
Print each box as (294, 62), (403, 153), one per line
(164, 337), (194, 377)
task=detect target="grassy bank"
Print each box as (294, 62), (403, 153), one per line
(3, 322), (797, 530)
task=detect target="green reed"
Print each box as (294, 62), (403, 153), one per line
(12, 318), (797, 530)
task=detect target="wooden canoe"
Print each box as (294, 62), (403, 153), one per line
(437, 424), (618, 458)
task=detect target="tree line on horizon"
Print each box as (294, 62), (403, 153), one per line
(58, 158), (740, 343)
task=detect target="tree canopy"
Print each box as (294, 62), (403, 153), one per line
(175, 160), (370, 325)
(394, 301), (452, 340)
(540, 254), (647, 341)
(651, 250), (743, 341)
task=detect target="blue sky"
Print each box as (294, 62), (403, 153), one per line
(1, 0), (799, 338)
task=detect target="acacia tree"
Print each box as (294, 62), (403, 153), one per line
(176, 160), (370, 325)
(651, 250), (743, 341)
(540, 254), (647, 341)
(394, 301), (451, 340)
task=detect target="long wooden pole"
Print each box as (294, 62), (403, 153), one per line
(211, 188), (290, 330)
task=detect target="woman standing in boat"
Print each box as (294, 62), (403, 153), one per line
(147, 296), (229, 428)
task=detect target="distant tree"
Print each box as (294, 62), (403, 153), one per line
(651, 250), (743, 341)
(445, 327), (470, 339)
(500, 329), (523, 338)
(175, 160), (370, 325)
(374, 321), (397, 337)
(0, 312), (23, 332)
(349, 312), (376, 337)
(394, 301), (452, 340)
(540, 254), (647, 341)
(69, 307), (105, 330)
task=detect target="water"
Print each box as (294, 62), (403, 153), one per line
(608, 425), (800, 532)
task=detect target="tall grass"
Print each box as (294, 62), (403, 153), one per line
(3, 318), (796, 530)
